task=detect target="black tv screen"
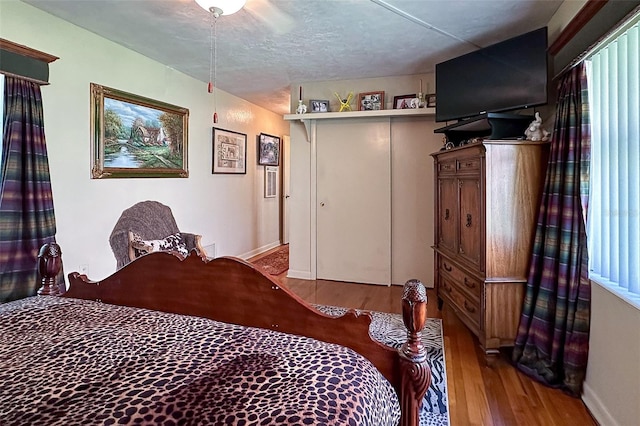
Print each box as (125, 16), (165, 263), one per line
(435, 27), (548, 122)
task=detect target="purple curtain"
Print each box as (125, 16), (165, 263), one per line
(512, 62), (591, 397)
(0, 76), (59, 303)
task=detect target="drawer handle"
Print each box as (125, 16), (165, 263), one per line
(466, 214), (472, 227)
(444, 209), (450, 220)
(443, 263), (452, 272)
(464, 162), (474, 167)
(464, 300), (476, 313)
(463, 277), (475, 289)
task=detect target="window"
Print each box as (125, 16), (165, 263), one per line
(586, 10), (640, 309)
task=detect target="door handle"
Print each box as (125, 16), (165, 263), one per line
(285, 195), (290, 199)
(320, 202), (325, 207)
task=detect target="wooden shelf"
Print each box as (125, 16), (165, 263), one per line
(283, 107), (435, 121)
(284, 107), (435, 141)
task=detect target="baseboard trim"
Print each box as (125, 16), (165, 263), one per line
(238, 241), (281, 261)
(287, 269), (312, 280)
(582, 382), (617, 426)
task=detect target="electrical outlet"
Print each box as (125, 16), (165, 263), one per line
(79, 264), (89, 275)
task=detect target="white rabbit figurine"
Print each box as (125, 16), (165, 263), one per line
(524, 112), (550, 141)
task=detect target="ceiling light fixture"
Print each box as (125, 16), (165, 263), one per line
(196, 0), (246, 123)
(196, 0), (246, 17)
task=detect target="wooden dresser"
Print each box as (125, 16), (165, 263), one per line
(431, 140), (549, 359)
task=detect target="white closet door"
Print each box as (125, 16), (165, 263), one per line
(316, 118), (391, 285)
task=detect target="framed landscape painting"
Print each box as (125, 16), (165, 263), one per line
(90, 83), (189, 178)
(212, 127), (247, 174)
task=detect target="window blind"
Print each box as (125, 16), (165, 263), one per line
(587, 15), (640, 308)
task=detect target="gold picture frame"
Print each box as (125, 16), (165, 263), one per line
(90, 83), (189, 178)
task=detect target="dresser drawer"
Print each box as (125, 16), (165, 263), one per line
(439, 275), (481, 331)
(439, 257), (482, 300)
(457, 157), (481, 173)
(438, 160), (457, 174)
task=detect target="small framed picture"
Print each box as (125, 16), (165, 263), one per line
(212, 127), (247, 174)
(426, 93), (437, 108)
(309, 99), (330, 113)
(258, 133), (281, 166)
(393, 94), (417, 109)
(358, 91), (385, 111)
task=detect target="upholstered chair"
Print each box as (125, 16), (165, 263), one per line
(109, 200), (204, 270)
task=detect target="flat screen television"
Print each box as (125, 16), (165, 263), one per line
(435, 27), (548, 123)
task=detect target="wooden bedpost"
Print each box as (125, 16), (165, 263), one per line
(398, 279), (431, 426)
(37, 243), (63, 296)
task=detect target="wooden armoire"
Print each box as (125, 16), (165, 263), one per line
(431, 139), (549, 359)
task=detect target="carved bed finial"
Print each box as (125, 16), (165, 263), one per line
(37, 243), (63, 296)
(398, 279), (431, 426)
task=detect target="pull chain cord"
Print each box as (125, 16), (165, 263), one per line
(213, 15), (218, 123)
(208, 11), (214, 93)
(207, 11), (218, 123)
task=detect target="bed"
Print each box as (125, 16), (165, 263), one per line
(0, 243), (431, 425)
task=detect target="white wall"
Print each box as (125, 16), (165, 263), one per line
(583, 284), (640, 426)
(0, 1), (288, 279)
(290, 74), (435, 115)
(547, 0), (588, 44)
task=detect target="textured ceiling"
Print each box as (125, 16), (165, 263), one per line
(22, 0), (564, 115)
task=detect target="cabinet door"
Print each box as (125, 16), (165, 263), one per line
(458, 177), (482, 267)
(437, 177), (457, 254)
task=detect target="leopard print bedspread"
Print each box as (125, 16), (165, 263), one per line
(0, 297), (400, 425)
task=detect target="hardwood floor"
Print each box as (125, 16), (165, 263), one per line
(250, 248), (596, 426)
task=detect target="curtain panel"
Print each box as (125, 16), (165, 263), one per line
(0, 76), (58, 303)
(512, 62), (591, 397)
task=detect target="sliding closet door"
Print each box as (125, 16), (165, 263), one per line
(316, 118), (391, 285)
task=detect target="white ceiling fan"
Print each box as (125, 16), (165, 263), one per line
(195, 0), (294, 34)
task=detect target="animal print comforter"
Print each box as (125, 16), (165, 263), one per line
(0, 297), (400, 425)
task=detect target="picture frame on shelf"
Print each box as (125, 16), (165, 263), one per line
(258, 132), (281, 166)
(89, 83), (189, 179)
(358, 91), (385, 111)
(393, 94), (418, 109)
(426, 93), (437, 108)
(309, 99), (330, 113)
(212, 127), (247, 174)
(264, 166), (278, 198)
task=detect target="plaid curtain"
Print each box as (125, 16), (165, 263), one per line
(0, 76), (59, 303)
(512, 62), (591, 397)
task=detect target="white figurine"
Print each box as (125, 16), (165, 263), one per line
(524, 112), (550, 141)
(296, 100), (307, 114)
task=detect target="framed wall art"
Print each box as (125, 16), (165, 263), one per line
(358, 91), (385, 111)
(426, 93), (437, 108)
(258, 133), (281, 166)
(393, 94), (417, 109)
(212, 127), (247, 174)
(90, 83), (189, 178)
(309, 99), (330, 113)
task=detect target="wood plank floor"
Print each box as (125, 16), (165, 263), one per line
(249, 248), (597, 426)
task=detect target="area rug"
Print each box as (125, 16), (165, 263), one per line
(315, 305), (450, 426)
(252, 245), (289, 275)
